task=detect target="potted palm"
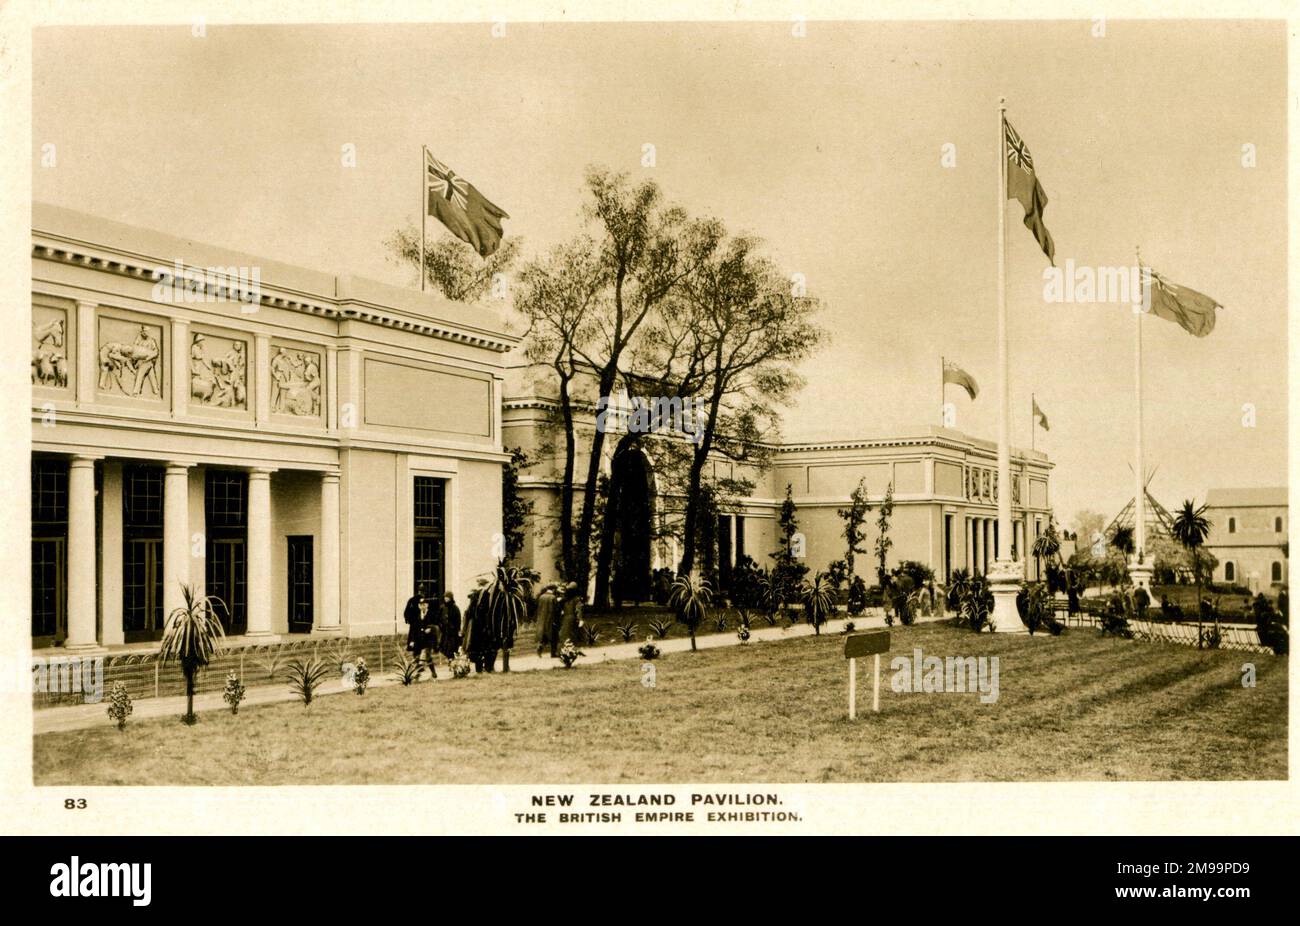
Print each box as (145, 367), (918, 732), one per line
(159, 583), (227, 725)
(668, 573), (711, 651)
(484, 560), (532, 672)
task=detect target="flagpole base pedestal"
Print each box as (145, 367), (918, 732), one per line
(1128, 561), (1155, 594)
(987, 558), (1027, 633)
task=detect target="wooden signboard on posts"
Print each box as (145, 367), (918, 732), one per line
(844, 630), (890, 719)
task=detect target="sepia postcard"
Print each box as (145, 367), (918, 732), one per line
(0, 0), (1296, 842)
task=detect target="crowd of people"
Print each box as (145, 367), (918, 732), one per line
(402, 579), (585, 676)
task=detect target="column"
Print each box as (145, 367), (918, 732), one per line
(65, 455), (100, 651)
(170, 319), (189, 417)
(254, 334), (271, 424)
(100, 462), (124, 646)
(318, 472), (342, 632)
(971, 519), (981, 575)
(326, 346), (339, 431)
(162, 462), (192, 621)
(75, 301), (97, 406)
(244, 467), (275, 637)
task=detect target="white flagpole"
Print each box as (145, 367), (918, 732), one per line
(1031, 393), (1035, 454)
(1132, 246), (1149, 588)
(420, 145), (427, 292)
(991, 97), (1024, 631)
(996, 99), (1012, 563)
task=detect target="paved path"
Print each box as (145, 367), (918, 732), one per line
(34, 611), (945, 735)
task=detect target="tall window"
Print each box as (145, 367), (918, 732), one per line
(735, 515), (746, 563)
(1276, 516), (1284, 533)
(287, 536), (314, 632)
(123, 465), (165, 641)
(1224, 561), (1235, 583)
(1228, 517), (1236, 534)
(1272, 562), (1283, 583)
(413, 477), (445, 599)
(31, 458), (68, 643)
(205, 470), (248, 632)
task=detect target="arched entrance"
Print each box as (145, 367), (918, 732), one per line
(610, 448), (654, 604)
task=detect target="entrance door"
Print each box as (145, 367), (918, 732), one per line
(31, 458), (69, 647)
(611, 450), (652, 604)
(31, 537), (66, 646)
(123, 465), (166, 642)
(287, 536), (314, 633)
(123, 538), (164, 642)
(207, 539), (247, 633)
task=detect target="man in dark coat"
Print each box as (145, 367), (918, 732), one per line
(534, 584), (559, 657)
(465, 584), (498, 673)
(439, 591), (461, 660)
(556, 581), (583, 650)
(413, 596), (440, 678)
(403, 583), (427, 653)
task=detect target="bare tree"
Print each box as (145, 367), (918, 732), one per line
(673, 235), (824, 578)
(513, 238), (605, 579)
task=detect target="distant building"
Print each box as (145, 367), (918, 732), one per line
(1202, 487), (1288, 592)
(503, 366), (1054, 596)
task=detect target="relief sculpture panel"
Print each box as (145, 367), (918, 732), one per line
(32, 306), (69, 389)
(270, 345), (322, 417)
(99, 317), (164, 400)
(190, 332), (248, 409)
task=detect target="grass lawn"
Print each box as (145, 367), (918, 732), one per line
(34, 622), (1287, 785)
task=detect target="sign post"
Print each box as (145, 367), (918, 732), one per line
(844, 631), (890, 719)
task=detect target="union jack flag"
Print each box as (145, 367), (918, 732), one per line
(426, 152), (470, 211)
(1004, 119), (1035, 173)
(1003, 116), (1054, 264)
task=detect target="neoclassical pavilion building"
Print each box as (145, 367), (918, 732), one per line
(29, 206), (1056, 652)
(30, 204), (515, 650)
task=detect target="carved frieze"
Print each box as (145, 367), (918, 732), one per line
(190, 332), (247, 409)
(32, 307), (68, 388)
(270, 345), (322, 417)
(99, 317), (164, 399)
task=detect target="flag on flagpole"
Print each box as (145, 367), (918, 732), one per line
(1033, 397), (1050, 431)
(425, 150), (510, 258)
(943, 361), (979, 401)
(1003, 118), (1055, 266)
(1144, 268), (1222, 338)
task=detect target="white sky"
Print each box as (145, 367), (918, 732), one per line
(33, 20), (1287, 525)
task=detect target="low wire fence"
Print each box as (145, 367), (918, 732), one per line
(33, 633), (409, 709)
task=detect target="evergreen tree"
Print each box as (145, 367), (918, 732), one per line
(836, 477), (872, 581)
(874, 482), (895, 587)
(770, 484), (809, 607)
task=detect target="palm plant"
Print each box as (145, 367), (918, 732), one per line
(483, 560), (532, 672)
(159, 583), (227, 725)
(1171, 499), (1212, 647)
(1031, 519), (1062, 567)
(285, 657), (330, 706)
(756, 568), (781, 626)
(647, 615), (675, 639)
(668, 573), (712, 651)
(801, 572), (837, 635)
(946, 568), (971, 613)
